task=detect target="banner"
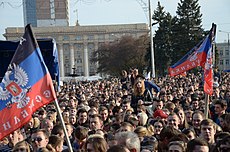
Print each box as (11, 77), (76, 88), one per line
(204, 24), (216, 95)
(0, 24), (56, 139)
(169, 24), (216, 76)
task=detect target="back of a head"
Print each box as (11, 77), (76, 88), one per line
(86, 135), (108, 152)
(159, 126), (180, 142)
(141, 136), (158, 152)
(215, 132), (230, 143)
(187, 138), (209, 152)
(74, 126), (89, 140)
(115, 131), (140, 152)
(218, 135), (230, 146)
(169, 133), (189, 144)
(120, 122), (134, 132)
(48, 135), (63, 149)
(134, 126), (147, 138)
(107, 145), (129, 152)
(168, 140), (186, 152)
(37, 147), (52, 152)
(51, 124), (64, 136)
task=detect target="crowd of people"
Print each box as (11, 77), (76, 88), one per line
(0, 68), (230, 152)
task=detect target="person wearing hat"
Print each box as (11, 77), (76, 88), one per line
(131, 75), (153, 114)
(153, 109), (168, 120)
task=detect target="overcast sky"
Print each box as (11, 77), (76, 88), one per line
(0, 0), (230, 42)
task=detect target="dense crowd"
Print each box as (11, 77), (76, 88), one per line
(0, 68), (230, 152)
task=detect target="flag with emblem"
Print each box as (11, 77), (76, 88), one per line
(168, 24), (216, 77)
(0, 24), (57, 140)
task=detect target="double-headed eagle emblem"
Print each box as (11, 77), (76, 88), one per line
(0, 63), (31, 108)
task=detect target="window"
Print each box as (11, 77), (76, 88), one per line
(109, 34), (115, 40)
(50, 0), (55, 19)
(77, 58), (82, 63)
(90, 66), (95, 72)
(88, 35), (94, 40)
(220, 60), (223, 65)
(226, 59), (229, 65)
(76, 51), (81, 58)
(64, 64), (70, 75)
(63, 36), (69, 41)
(77, 66), (83, 72)
(75, 35), (82, 40)
(226, 50), (229, 55)
(77, 44), (82, 49)
(63, 44), (69, 51)
(220, 50), (223, 56)
(88, 43), (94, 50)
(98, 34), (105, 40)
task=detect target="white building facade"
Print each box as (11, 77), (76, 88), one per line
(4, 23), (149, 79)
(216, 42), (230, 71)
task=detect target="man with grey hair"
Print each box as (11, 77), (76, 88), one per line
(115, 131), (140, 152)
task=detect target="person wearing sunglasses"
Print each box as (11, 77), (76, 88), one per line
(31, 129), (49, 152)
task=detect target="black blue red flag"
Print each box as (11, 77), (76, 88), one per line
(0, 24), (57, 140)
(168, 24), (216, 77)
(51, 39), (60, 91)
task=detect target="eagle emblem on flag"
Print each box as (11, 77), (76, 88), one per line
(0, 63), (31, 108)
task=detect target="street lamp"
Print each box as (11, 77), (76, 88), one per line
(219, 30), (230, 50)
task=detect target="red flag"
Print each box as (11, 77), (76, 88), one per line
(203, 48), (213, 95)
(0, 24), (56, 140)
(203, 24), (216, 95)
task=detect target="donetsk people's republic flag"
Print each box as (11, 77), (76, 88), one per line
(168, 24), (216, 76)
(0, 24), (57, 140)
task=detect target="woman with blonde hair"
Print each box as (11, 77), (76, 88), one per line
(85, 134), (108, 152)
(134, 126), (148, 142)
(131, 75), (153, 114)
(12, 140), (32, 152)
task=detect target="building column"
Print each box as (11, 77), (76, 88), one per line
(58, 43), (64, 77)
(94, 42), (99, 73)
(69, 43), (75, 74)
(83, 43), (89, 77)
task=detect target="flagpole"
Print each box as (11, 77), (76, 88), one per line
(54, 99), (73, 152)
(204, 94), (209, 119)
(204, 24), (216, 119)
(53, 77), (73, 152)
(148, 0), (156, 78)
